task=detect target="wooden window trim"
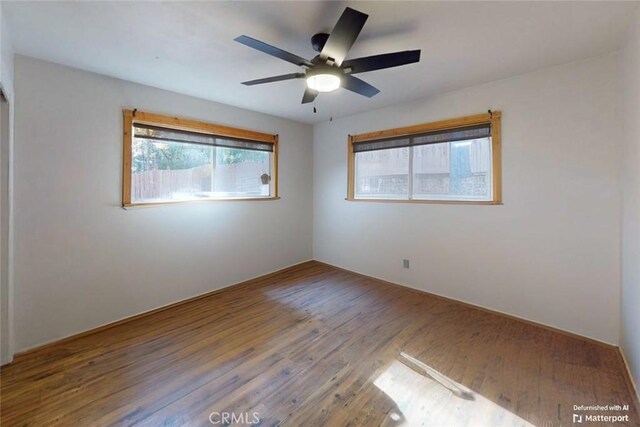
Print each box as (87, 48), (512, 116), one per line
(123, 109), (279, 207)
(347, 112), (502, 205)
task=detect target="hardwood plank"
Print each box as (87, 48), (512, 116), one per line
(1, 261), (638, 426)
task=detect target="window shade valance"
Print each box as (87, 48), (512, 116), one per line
(133, 123), (274, 152)
(352, 123), (492, 153)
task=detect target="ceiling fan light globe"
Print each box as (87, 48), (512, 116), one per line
(306, 74), (341, 92)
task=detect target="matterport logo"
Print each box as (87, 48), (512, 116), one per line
(209, 411), (260, 425)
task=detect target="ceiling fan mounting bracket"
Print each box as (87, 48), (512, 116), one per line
(311, 32), (330, 53)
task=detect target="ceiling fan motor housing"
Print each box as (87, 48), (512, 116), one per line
(306, 64), (342, 78)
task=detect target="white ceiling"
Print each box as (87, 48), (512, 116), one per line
(3, 1), (638, 124)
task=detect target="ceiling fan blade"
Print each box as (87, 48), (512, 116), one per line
(342, 75), (380, 98)
(242, 73), (305, 86)
(320, 7), (368, 66)
(302, 87), (319, 104)
(342, 50), (421, 74)
(235, 35), (313, 68)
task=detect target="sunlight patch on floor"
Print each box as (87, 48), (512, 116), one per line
(373, 352), (534, 426)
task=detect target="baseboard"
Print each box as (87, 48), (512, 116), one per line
(0, 353), (13, 366)
(312, 260), (617, 350)
(620, 347), (640, 405)
(9, 259), (315, 364)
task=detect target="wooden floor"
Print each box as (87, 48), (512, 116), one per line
(1, 261), (638, 426)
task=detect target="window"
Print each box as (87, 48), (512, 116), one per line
(123, 110), (278, 206)
(347, 112), (501, 204)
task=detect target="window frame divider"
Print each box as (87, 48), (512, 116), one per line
(407, 143), (414, 201)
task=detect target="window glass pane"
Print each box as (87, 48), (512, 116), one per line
(412, 137), (492, 201)
(132, 137), (272, 203)
(355, 147), (409, 199)
(213, 147), (271, 197)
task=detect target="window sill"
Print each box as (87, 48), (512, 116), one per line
(345, 198), (502, 205)
(123, 197), (280, 208)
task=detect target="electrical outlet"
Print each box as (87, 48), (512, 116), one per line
(403, 259), (410, 269)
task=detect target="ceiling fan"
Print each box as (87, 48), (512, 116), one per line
(234, 7), (421, 104)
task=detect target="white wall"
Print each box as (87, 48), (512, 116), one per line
(621, 5), (640, 398)
(9, 40), (632, 356)
(0, 2), (15, 364)
(13, 56), (313, 351)
(314, 54), (622, 345)
(0, 4), (13, 94)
